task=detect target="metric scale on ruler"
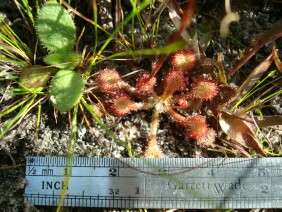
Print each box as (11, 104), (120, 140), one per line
(25, 157), (282, 209)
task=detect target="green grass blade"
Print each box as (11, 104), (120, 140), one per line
(243, 88), (282, 113)
(89, 0), (154, 68)
(233, 53), (273, 103)
(130, 0), (137, 49)
(34, 101), (41, 141)
(0, 16), (31, 65)
(0, 55), (29, 67)
(96, 40), (185, 65)
(0, 16), (30, 53)
(57, 104), (78, 211)
(151, 15), (161, 44)
(0, 95), (32, 118)
(0, 41), (30, 65)
(231, 70), (281, 111)
(81, 97), (137, 157)
(0, 94), (36, 140)
(16, 0), (35, 24)
(134, 2), (149, 46)
(92, 0), (98, 54)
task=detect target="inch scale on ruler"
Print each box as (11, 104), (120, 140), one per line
(25, 157), (282, 209)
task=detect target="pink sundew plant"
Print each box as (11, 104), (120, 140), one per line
(96, 48), (236, 157)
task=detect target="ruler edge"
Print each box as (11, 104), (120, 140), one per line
(25, 156), (282, 209)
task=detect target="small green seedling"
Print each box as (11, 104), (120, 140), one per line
(44, 52), (80, 69)
(36, 1), (76, 53)
(36, 0), (84, 112)
(49, 70), (84, 112)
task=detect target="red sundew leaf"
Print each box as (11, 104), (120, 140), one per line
(149, 0), (197, 79)
(111, 93), (137, 117)
(190, 80), (219, 101)
(163, 70), (186, 95)
(136, 74), (156, 94)
(97, 69), (124, 93)
(171, 49), (197, 73)
(219, 111), (266, 156)
(206, 84), (237, 114)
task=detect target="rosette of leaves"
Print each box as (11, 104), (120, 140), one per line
(36, 0), (84, 112)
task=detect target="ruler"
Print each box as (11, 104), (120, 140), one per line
(25, 156), (282, 209)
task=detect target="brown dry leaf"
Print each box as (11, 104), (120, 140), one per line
(220, 138), (252, 158)
(227, 20), (282, 78)
(217, 53), (227, 83)
(167, 0), (198, 54)
(256, 115), (282, 128)
(166, 0), (197, 42)
(251, 20), (282, 47)
(167, 1), (191, 43)
(272, 42), (282, 73)
(232, 53), (273, 103)
(219, 111), (266, 156)
(19, 65), (56, 88)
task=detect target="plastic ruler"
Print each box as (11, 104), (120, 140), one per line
(25, 156), (282, 209)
